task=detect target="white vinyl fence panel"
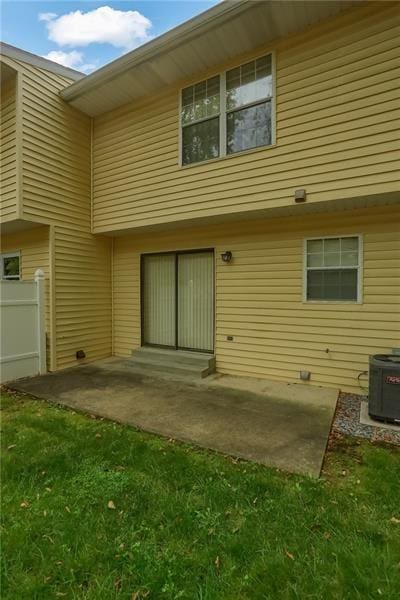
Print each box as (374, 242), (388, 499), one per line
(0, 269), (46, 383)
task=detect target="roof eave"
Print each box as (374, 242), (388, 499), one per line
(0, 41), (86, 81)
(60, 0), (249, 101)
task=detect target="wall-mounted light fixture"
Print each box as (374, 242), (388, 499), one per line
(294, 189), (306, 203)
(221, 251), (232, 263)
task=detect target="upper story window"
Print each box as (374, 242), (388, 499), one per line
(181, 54), (274, 166)
(226, 55), (273, 154)
(181, 75), (220, 165)
(1, 252), (20, 280)
(304, 236), (361, 302)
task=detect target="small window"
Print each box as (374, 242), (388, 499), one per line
(1, 252), (20, 280)
(305, 237), (361, 302)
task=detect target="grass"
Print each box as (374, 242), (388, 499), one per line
(1, 390), (400, 600)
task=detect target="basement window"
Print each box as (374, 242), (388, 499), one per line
(304, 236), (362, 302)
(1, 252), (20, 280)
(180, 53), (274, 166)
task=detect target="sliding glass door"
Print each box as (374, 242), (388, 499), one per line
(177, 252), (214, 351)
(142, 254), (175, 347)
(142, 250), (214, 352)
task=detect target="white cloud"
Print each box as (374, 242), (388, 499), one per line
(43, 50), (83, 68)
(40, 6), (152, 50)
(38, 12), (57, 22)
(42, 50), (97, 74)
(79, 63), (98, 75)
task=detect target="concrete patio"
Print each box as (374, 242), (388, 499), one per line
(9, 357), (338, 477)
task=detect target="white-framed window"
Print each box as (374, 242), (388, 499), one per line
(180, 53), (274, 166)
(1, 251), (21, 280)
(304, 236), (362, 302)
(181, 75), (220, 165)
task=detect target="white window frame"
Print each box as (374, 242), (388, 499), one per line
(1, 251), (21, 280)
(303, 235), (363, 304)
(179, 51), (276, 167)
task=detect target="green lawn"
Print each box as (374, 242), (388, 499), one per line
(1, 391), (400, 600)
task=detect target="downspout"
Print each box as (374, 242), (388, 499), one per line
(90, 118), (93, 232)
(15, 71), (23, 219)
(90, 117), (114, 357)
(111, 237), (114, 357)
(49, 225), (57, 371)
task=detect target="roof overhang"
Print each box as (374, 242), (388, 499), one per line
(0, 42), (85, 81)
(101, 195), (400, 237)
(0, 60), (17, 84)
(0, 219), (48, 236)
(61, 0), (359, 117)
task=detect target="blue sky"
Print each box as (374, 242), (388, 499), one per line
(1, 1), (219, 73)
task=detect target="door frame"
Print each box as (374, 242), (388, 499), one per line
(140, 248), (215, 354)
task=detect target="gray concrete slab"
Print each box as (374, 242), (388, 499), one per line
(9, 358), (338, 477)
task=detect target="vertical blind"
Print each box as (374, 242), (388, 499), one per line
(142, 254), (176, 346)
(178, 252), (214, 351)
(142, 251), (213, 351)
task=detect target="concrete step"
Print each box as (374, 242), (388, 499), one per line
(126, 360), (213, 379)
(130, 347), (215, 378)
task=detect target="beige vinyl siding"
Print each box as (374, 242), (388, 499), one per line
(0, 75), (18, 222)
(53, 226), (112, 369)
(18, 61), (91, 226)
(9, 59), (112, 370)
(0, 227), (51, 365)
(0, 226), (49, 313)
(93, 2), (400, 234)
(113, 205), (400, 393)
